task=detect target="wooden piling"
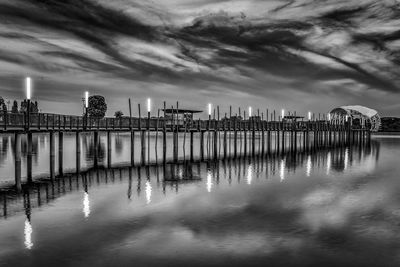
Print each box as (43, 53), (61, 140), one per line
(27, 132), (33, 183)
(14, 133), (22, 191)
(76, 131), (81, 173)
(50, 131), (55, 179)
(58, 131), (64, 176)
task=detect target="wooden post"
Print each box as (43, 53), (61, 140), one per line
(50, 131), (55, 179)
(93, 131), (99, 168)
(76, 131), (81, 173)
(163, 101), (167, 164)
(58, 131), (64, 176)
(27, 132), (33, 183)
(131, 130), (135, 166)
(14, 133), (22, 192)
(190, 130), (194, 162)
(129, 98), (132, 130)
(107, 131), (111, 168)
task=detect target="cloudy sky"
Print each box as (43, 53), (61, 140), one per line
(0, 0), (400, 117)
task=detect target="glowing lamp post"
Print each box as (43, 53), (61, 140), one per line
(327, 113), (331, 122)
(208, 103), (212, 119)
(84, 91), (89, 129)
(25, 77), (32, 130)
(281, 109), (285, 120)
(249, 107), (252, 118)
(147, 98), (151, 130)
(308, 111), (311, 121)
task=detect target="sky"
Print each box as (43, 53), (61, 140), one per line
(0, 0), (400, 117)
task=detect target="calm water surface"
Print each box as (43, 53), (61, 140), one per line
(0, 136), (400, 267)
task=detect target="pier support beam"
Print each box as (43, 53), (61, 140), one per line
(107, 131), (111, 168)
(58, 132), (64, 176)
(14, 133), (22, 192)
(93, 131), (99, 168)
(50, 131), (55, 180)
(27, 132), (33, 183)
(76, 132), (81, 173)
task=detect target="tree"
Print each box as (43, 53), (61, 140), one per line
(87, 95), (107, 118)
(30, 101), (39, 113)
(114, 110), (123, 118)
(0, 97), (6, 112)
(11, 100), (18, 113)
(20, 100), (27, 113)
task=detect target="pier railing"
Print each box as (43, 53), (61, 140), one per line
(0, 111), (364, 132)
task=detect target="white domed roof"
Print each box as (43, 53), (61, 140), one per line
(339, 105), (378, 118)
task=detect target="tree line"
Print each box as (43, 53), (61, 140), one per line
(0, 97), (39, 113)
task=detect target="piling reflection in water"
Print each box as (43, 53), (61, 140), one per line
(0, 139), (380, 223)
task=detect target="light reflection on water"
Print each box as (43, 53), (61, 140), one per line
(24, 219), (33, 250)
(83, 192), (90, 218)
(2, 137), (400, 266)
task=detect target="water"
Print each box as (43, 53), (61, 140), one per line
(1, 136), (400, 266)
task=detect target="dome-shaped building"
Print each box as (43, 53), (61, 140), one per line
(329, 105), (381, 132)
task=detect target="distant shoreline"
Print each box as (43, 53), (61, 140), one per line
(373, 132), (400, 136)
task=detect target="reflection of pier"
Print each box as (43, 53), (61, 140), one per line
(0, 139), (379, 221)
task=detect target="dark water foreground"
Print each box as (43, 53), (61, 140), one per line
(0, 137), (400, 267)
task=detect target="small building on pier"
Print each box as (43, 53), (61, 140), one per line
(163, 108), (202, 126)
(283, 115), (304, 123)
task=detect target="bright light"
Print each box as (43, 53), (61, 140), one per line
(26, 77), (31, 100)
(280, 159), (285, 182)
(327, 113), (331, 121)
(83, 192), (90, 218)
(247, 164), (253, 185)
(147, 98), (151, 113)
(24, 219), (33, 249)
(308, 111), (311, 121)
(344, 148), (349, 170)
(281, 109), (285, 118)
(345, 115), (349, 122)
(249, 107), (252, 117)
(206, 170), (213, 192)
(326, 152), (331, 175)
(85, 91), (89, 108)
(145, 180), (152, 204)
(306, 155), (311, 177)
(208, 103), (212, 116)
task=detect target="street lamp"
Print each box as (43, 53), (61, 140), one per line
(281, 109), (285, 119)
(208, 103), (212, 119)
(84, 91), (89, 129)
(248, 106), (252, 118)
(26, 77), (32, 130)
(308, 111), (311, 121)
(147, 98), (151, 114)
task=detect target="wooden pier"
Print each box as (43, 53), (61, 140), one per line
(0, 106), (371, 191)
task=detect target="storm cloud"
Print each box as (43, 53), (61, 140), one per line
(0, 0), (399, 116)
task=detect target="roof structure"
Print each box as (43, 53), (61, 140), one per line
(330, 105), (381, 132)
(163, 109), (203, 114)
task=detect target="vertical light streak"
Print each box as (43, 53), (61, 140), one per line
(83, 192), (90, 218)
(26, 77), (31, 100)
(24, 219), (33, 249)
(147, 98), (151, 113)
(247, 164), (253, 185)
(145, 180), (152, 204)
(85, 91), (89, 108)
(206, 170), (213, 192)
(279, 159), (285, 182)
(306, 155), (311, 177)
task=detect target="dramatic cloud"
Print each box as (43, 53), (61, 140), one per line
(0, 0), (399, 115)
